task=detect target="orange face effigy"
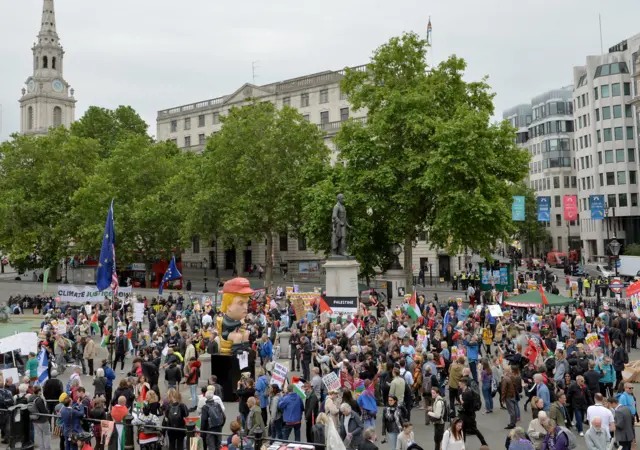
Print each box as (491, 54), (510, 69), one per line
(217, 278), (253, 355)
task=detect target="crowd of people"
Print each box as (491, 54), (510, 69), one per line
(0, 273), (638, 450)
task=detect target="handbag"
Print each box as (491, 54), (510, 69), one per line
(52, 424), (62, 437)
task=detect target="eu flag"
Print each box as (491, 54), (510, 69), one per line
(159, 256), (182, 295)
(96, 200), (118, 294)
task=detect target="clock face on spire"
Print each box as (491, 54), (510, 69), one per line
(27, 79), (36, 93)
(52, 79), (63, 93)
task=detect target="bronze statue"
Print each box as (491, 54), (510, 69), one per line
(331, 193), (351, 256)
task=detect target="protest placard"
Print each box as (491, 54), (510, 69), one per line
(344, 323), (357, 338)
(322, 372), (341, 392)
(270, 363), (288, 388)
(134, 303), (145, 322)
(488, 305), (503, 317)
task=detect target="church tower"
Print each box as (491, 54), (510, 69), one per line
(19, 0), (76, 135)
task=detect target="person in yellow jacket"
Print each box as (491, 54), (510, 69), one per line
(583, 277), (591, 296)
(448, 357), (465, 417)
(482, 327), (493, 355)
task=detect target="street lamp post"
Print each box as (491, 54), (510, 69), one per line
(609, 238), (621, 278)
(203, 257), (209, 293)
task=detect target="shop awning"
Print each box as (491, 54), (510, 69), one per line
(503, 290), (575, 308)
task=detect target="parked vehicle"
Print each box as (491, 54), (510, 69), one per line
(546, 251), (567, 268)
(584, 263), (615, 278)
(617, 255), (640, 281)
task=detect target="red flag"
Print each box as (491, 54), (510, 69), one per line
(126, 329), (133, 340)
(319, 297), (333, 314)
(538, 285), (549, 306)
(103, 326), (110, 336)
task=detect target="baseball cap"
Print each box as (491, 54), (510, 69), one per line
(223, 277), (254, 295)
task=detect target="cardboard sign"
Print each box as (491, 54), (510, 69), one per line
(0, 333), (39, 354)
(344, 323), (357, 338)
(270, 363), (288, 388)
(322, 372), (341, 392)
(0, 368), (20, 382)
(488, 305), (503, 317)
(340, 370), (354, 390)
(133, 303), (145, 323)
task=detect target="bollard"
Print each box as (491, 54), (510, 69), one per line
(186, 420), (197, 450)
(123, 415), (135, 450)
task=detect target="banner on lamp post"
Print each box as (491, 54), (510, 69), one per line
(589, 194), (605, 220)
(563, 195), (578, 221)
(512, 196), (525, 221)
(536, 196), (551, 222)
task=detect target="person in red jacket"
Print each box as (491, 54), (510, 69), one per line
(185, 358), (201, 412)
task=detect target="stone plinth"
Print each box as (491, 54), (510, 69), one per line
(324, 257), (360, 313)
(279, 332), (290, 358)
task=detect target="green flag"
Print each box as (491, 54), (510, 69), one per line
(42, 268), (50, 293)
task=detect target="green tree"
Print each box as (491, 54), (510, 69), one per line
(316, 32), (529, 292)
(0, 128), (101, 272)
(70, 106), (151, 158)
(511, 184), (551, 256)
(623, 243), (640, 256)
(197, 101), (329, 287)
(70, 136), (184, 287)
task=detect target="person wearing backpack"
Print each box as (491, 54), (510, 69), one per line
(458, 377), (488, 447)
(165, 389), (189, 450)
(612, 339), (627, 387)
(541, 418), (577, 450)
(30, 386), (51, 450)
(427, 386), (448, 450)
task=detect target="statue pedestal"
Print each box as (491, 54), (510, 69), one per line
(199, 353), (211, 387)
(383, 269), (407, 300)
(278, 332), (291, 358)
(210, 351), (256, 402)
(324, 258), (360, 314)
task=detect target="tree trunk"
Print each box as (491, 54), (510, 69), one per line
(235, 239), (245, 277)
(265, 232), (273, 292)
(145, 260), (152, 290)
(404, 235), (413, 294)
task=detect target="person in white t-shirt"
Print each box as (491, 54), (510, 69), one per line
(587, 393), (615, 433)
(202, 312), (213, 326)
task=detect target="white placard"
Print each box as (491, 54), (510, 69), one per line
(488, 305), (503, 317)
(162, 345), (169, 357)
(57, 320), (67, 334)
(0, 368), (20, 382)
(556, 342), (565, 350)
(343, 323), (357, 338)
(0, 335), (22, 354)
(270, 363), (288, 388)
(84, 305), (92, 316)
(322, 372), (341, 391)
(134, 303), (145, 323)
(56, 285), (133, 303)
(237, 351), (249, 370)
(384, 310), (393, 323)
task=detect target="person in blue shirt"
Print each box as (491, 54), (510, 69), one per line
(101, 359), (116, 406)
(534, 374), (550, 412)
(258, 334), (273, 367)
(463, 336), (481, 385)
(618, 382), (637, 417)
(399, 337), (416, 367)
(255, 368), (270, 424)
(278, 385), (304, 441)
(60, 397), (84, 450)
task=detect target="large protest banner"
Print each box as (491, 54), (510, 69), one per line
(57, 285), (132, 303)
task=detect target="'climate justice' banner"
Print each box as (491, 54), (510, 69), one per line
(57, 285), (132, 303)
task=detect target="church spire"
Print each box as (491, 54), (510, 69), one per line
(38, 0), (60, 47)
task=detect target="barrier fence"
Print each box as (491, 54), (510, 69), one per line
(0, 404), (325, 450)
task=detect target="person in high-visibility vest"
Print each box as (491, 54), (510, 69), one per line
(583, 277), (591, 296)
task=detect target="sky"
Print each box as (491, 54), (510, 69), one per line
(1, 0), (640, 142)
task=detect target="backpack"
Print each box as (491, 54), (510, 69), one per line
(27, 397), (40, 420)
(206, 402), (225, 429)
(490, 376), (498, 395)
(0, 389), (14, 409)
(167, 403), (184, 428)
(402, 380), (413, 411)
(471, 389), (482, 412)
(434, 398), (449, 424)
(557, 426), (577, 450)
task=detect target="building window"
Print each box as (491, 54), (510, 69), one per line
(564, 176), (570, 188)
(620, 193), (628, 207)
(198, 115), (205, 127)
(578, 117), (582, 128)
(598, 152), (602, 164)
(192, 236), (200, 254)
(170, 138), (177, 145)
(212, 112), (219, 125)
(571, 176), (576, 188)
(601, 85), (610, 98)
(340, 89), (347, 100)
(53, 106), (62, 127)
(599, 173), (604, 186)
(320, 111), (329, 125)
(630, 170), (637, 184)
(608, 194), (617, 207)
(627, 126), (634, 140)
(602, 106), (611, 120)
(606, 172), (615, 185)
(612, 83), (621, 97)
(199, 134), (205, 145)
(298, 237), (307, 251)
(340, 108), (349, 122)
(170, 120), (177, 132)
(613, 105), (622, 119)
(616, 148), (625, 162)
(283, 97), (290, 106)
(279, 234), (288, 252)
(303, 114), (310, 121)
(614, 127), (623, 140)
(596, 108), (600, 121)
(629, 148), (636, 162)
(624, 82), (631, 96)
(184, 136), (191, 147)
(27, 106), (33, 130)
(632, 193), (639, 207)
(319, 89), (329, 104)
(300, 93), (310, 107)
(617, 171), (627, 184)
(594, 87), (599, 100)
(52, 57), (56, 69)
(553, 176), (560, 188)
(626, 105), (633, 117)
(605, 150), (614, 163)
(554, 196), (561, 207)
(43, 56), (48, 68)
(604, 128), (612, 141)
(556, 214), (562, 226)
(184, 117), (191, 130)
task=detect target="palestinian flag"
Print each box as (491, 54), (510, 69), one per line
(538, 284), (549, 306)
(407, 291), (420, 320)
(100, 326), (110, 348)
(291, 376), (306, 400)
(319, 297), (333, 314)
(90, 313), (100, 334)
